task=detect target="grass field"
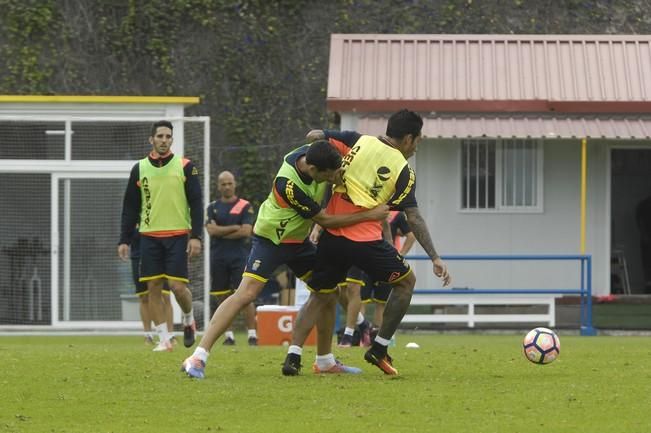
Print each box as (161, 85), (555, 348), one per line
(1, 332), (650, 433)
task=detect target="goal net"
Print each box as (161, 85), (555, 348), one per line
(0, 116), (210, 331)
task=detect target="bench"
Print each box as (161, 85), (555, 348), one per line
(403, 290), (558, 328)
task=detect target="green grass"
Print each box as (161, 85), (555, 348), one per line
(1, 333), (650, 433)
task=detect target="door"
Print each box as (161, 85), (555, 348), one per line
(610, 149), (651, 294)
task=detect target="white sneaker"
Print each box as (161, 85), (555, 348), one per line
(181, 356), (205, 379)
(152, 340), (173, 352)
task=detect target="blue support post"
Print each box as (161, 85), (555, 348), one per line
(580, 256), (597, 335)
(579, 258), (585, 332)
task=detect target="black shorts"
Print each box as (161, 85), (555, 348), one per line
(139, 234), (189, 283)
(131, 257), (171, 295)
(131, 258), (148, 295)
(361, 281), (392, 303)
(243, 235), (316, 283)
(210, 255), (246, 295)
(308, 231), (411, 292)
(344, 266), (367, 286)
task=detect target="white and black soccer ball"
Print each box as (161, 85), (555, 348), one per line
(523, 327), (560, 365)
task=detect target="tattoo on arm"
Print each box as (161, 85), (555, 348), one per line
(405, 207), (439, 260)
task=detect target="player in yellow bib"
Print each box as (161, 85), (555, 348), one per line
(283, 109), (451, 376)
(181, 140), (388, 379)
(118, 120), (202, 352)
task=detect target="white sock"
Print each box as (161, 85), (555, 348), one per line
(144, 332), (153, 339)
(225, 331), (235, 340)
(344, 327), (355, 336)
(356, 313), (365, 326)
(247, 329), (257, 338)
(182, 309), (194, 326)
(374, 335), (391, 346)
(155, 323), (170, 344)
(316, 353), (336, 370)
(288, 345), (302, 356)
(192, 346), (209, 364)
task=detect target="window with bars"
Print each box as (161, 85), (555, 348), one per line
(461, 138), (542, 212)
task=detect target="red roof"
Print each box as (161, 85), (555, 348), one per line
(327, 34), (651, 113)
(356, 113), (651, 139)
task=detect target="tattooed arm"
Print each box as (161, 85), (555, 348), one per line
(404, 207), (451, 286)
(404, 207), (438, 259)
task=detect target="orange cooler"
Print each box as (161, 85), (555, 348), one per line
(256, 305), (317, 346)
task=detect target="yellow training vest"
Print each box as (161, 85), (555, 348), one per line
(334, 135), (408, 208)
(138, 155), (191, 233)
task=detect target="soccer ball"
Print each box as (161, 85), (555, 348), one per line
(523, 327), (560, 365)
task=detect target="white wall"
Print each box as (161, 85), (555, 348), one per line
(410, 138), (610, 295)
(586, 140), (609, 296)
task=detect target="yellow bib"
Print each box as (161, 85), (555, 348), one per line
(334, 135), (408, 208)
(138, 155), (191, 233)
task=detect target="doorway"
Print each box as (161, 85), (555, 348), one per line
(610, 148), (651, 294)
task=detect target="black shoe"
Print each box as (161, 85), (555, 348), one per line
(248, 336), (258, 346)
(223, 337), (236, 346)
(282, 353), (302, 376)
(337, 334), (354, 348)
(364, 346), (398, 375)
(183, 321), (196, 348)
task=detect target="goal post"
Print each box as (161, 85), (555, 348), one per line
(0, 116), (211, 332)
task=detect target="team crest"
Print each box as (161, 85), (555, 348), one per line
(388, 272), (401, 282)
